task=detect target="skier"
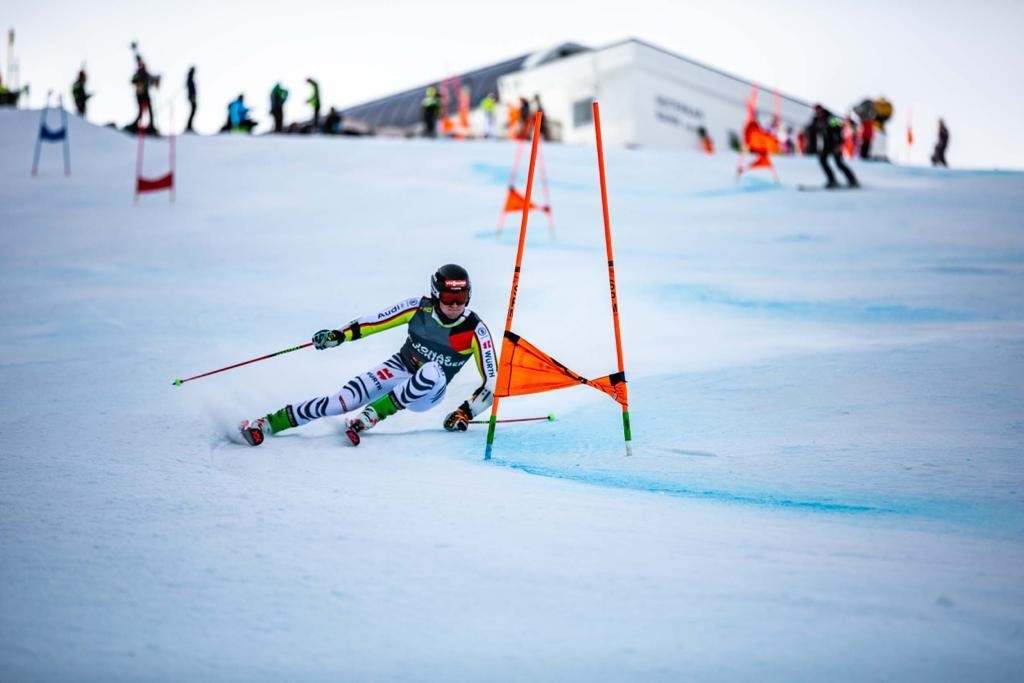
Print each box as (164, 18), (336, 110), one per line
(185, 66), (197, 132)
(72, 67), (90, 117)
(240, 264), (497, 447)
(810, 104), (858, 189)
(931, 118), (949, 167)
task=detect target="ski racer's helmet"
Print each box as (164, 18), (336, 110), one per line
(431, 264), (471, 306)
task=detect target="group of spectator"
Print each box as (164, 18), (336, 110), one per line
(63, 44), (344, 137)
(420, 86), (547, 141)
(46, 46), (957, 168)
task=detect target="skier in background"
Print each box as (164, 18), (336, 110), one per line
(270, 82), (288, 133)
(931, 118), (949, 167)
(810, 104), (858, 189)
(71, 67), (90, 117)
(306, 77), (320, 131)
(240, 264), (497, 448)
(185, 66), (197, 132)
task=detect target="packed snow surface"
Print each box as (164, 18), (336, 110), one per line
(2, 109), (1023, 680)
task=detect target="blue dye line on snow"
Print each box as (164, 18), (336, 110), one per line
(692, 177), (781, 198)
(495, 459), (901, 515)
(658, 283), (980, 323)
(470, 162), (591, 192)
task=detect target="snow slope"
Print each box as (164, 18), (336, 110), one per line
(2, 109), (1023, 681)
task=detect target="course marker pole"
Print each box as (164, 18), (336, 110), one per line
(592, 101), (632, 455)
(486, 110), (543, 460)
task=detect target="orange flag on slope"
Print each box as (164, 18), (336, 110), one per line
(496, 331), (627, 406)
(503, 187), (549, 214)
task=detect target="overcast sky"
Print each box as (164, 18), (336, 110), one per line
(5, 0), (1022, 168)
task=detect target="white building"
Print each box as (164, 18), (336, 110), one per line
(499, 38), (816, 154)
(342, 37), (886, 157)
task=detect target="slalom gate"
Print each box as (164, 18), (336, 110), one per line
(31, 93), (71, 177)
(134, 101), (175, 203)
(485, 103), (631, 460)
(735, 85), (780, 183)
(497, 134), (554, 235)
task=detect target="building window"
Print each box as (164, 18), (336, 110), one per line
(573, 99), (594, 127)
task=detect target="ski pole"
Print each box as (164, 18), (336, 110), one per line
(470, 414), (556, 425)
(172, 341), (313, 386)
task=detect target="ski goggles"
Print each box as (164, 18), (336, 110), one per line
(438, 290), (469, 305)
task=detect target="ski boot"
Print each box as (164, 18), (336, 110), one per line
(344, 406), (381, 447)
(239, 407), (297, 446)
(240, 417), (273, 446)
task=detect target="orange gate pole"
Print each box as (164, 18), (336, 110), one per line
(592, 101), (632, 455)
(485, 110), (543, 460)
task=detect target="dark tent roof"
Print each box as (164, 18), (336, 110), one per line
(341, 43), (590, 133)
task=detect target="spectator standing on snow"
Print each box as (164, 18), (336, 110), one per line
(222, 94), (256, 134)
(810, 104), (858, 189)
(859, 116), (875, 159)
(422, 85), (440, 137)
(518, 97), (531, 140)
(323, 107), (342, 135)
(480, 92), (496, 138)
(697, 126), (714, 154)
(873, 97), (893, 132)
(533, 94), (550, 141)
(306, 77), (320, 131)
(781, 125), (795, 155)
(129, 50), (160, 134)
(185, 66), (197, 132)
(239, 264), (496, 449)
(270, 82), (288, 133)
(931, 118), (949, 167)
(72, 67), (90, 117)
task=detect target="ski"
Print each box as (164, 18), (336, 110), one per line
(797, 184), (862, 192)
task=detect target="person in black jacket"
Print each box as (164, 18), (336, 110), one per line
(185, 66), (197, 132)
(931, 118), (949, 167)
(72, 67), (90, 116)
(270, 82), (288, 133)
(811, 104), (858, 189)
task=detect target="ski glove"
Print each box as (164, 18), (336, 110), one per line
(312, 329), (344, 350)
(443, 406), (471, 432)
